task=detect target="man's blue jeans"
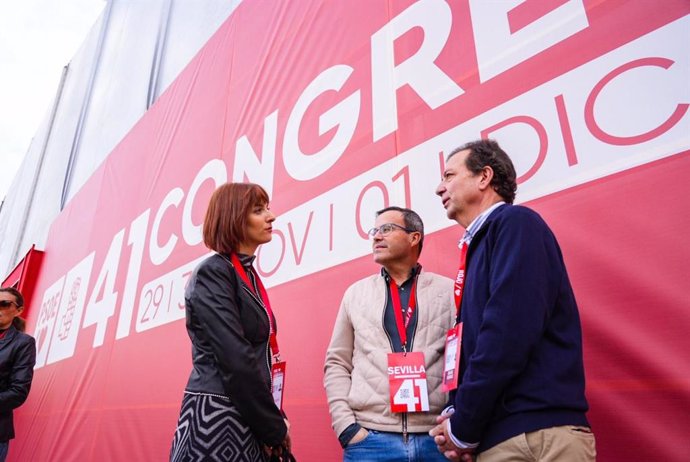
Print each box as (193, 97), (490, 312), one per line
(343, 429), (447, 462)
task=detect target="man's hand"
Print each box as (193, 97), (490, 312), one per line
(429, 417), (475, 461)
(347, 427), (369, 445)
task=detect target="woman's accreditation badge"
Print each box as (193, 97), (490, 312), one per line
(387, 352), (429, 413)
(442, 323), (462, 392)
(271, 361), (286, 410)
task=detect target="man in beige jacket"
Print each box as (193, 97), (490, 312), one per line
(324, 206), (455, 461)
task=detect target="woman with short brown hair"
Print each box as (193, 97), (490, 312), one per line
(170, 183), (290, 461)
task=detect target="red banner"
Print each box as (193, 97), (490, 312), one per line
(13, 1), (690, 460)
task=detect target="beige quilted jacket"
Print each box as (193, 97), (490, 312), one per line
(324, 270), (455, 438)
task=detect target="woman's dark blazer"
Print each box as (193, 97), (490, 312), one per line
(183, 253), (287, 447)
(0, 326), (36, 442)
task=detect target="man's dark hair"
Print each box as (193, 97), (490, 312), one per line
(448, 139), (517, 204)
(376, 206), (424, 256)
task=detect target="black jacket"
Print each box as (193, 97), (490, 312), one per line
(0, 326), (36, 442)
(183, 253), (286, 446)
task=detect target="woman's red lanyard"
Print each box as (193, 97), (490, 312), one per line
(454, 241), (469, 319)
(231, 253), (280, 359)
(389, 274), (418, 354)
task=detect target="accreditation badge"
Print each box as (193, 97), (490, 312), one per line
(387, 352), (429, 413)
(442, 323), (462, 392)
(271, 361), (286, 409)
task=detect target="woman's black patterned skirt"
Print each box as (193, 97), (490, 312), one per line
(170, 393), (267, 462)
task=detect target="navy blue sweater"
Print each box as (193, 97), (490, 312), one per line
(449, 204), (589, 452)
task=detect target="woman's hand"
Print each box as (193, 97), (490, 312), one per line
(263, 419), (291, 459)
(281, 419), (292, 453)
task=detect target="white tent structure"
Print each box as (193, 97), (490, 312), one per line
(1, 0), (241, 277)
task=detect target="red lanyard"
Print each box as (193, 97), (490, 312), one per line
(454, 241), (469, 319)
(389, 274), (418, 352)
(231, 253), (280, 357)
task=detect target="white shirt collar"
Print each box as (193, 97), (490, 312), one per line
(459, 201), (505, 247)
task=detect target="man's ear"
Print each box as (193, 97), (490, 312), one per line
(409, 231), (422, 248)
(477, 166), (495, 191)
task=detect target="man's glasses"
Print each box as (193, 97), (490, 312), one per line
(367, 223), (415, 238)
(0, 300), (19, 309)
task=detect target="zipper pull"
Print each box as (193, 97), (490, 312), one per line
(403, 414), (408, 443)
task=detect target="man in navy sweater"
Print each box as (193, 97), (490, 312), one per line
(429, 139), (596, 461)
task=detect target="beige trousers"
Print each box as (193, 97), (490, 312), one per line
(477, 426), (596, 462)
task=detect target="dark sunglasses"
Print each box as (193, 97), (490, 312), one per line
(0, 300), (19, 309)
